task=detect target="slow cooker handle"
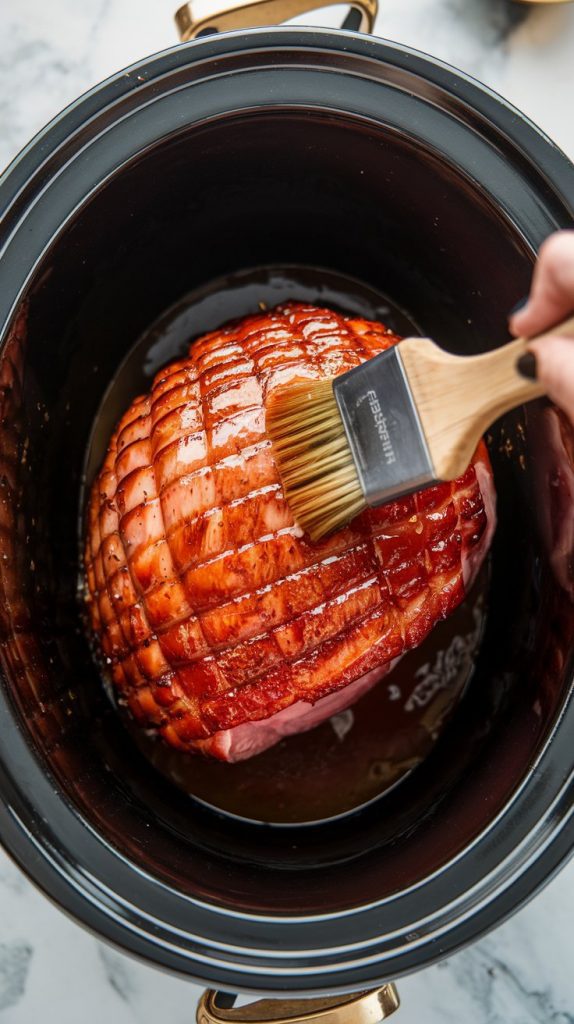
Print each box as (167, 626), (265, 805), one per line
(175, 0), (378, 40)
(197, 988), (400, 1024)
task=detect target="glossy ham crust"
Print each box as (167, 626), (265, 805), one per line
(84, 303), (496, 760)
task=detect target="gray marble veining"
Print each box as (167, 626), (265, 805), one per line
(2, 0), (574, 1021)
(0, 943), (32, 1015)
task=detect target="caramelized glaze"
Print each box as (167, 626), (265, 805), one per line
(128, 569), (487, 823)
(84, 302), (495, 760)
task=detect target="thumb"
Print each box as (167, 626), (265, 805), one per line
(510, 231), (574, 338)
(529, 334), (574, 423)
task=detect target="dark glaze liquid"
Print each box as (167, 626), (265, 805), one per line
(83, 265), (488, 827)
(129, 575), (486, 824)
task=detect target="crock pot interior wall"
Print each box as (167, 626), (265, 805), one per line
(1, 109), (572, 916)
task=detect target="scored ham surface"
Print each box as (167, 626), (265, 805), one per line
(85, 303), (496, 762)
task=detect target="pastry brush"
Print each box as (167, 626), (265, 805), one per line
(267, 316), (574, 541)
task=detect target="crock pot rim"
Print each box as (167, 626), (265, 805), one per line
(2, 26), (574, 229)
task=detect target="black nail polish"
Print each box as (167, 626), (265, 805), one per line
(516, 352), (537, 380)
(509, 296), (528, 318)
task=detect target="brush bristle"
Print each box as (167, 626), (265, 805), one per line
(266, 377), (366, 541)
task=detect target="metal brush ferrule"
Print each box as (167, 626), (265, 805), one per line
(333, 347), (436, 506)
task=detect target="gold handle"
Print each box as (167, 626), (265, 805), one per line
(197, 988), (400, 1024)
(175, 0), (377, 40)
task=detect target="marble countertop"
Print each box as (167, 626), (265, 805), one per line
(2, 0), (574, 1021)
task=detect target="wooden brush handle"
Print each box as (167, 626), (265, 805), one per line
(400, 315), (574, 482)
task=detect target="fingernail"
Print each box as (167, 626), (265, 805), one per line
(509, 296), (529, 318)
(516, 351), (537, 380)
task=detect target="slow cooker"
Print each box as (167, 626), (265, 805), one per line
(1, 0), (574, 1018)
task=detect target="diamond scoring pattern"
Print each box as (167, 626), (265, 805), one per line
(85, 304), (492, 752)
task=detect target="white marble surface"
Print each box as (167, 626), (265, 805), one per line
(2, 0), (574, 1021)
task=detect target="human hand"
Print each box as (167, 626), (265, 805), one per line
(510, 230), (574, 422)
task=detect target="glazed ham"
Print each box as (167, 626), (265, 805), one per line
(85, 304), (496, 762)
